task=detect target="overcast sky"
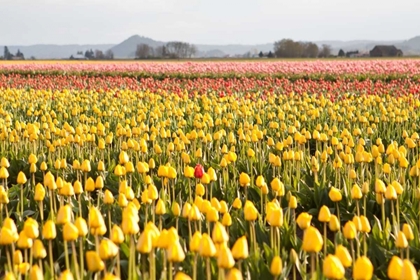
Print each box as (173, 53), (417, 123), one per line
(1, 0), (420, 45)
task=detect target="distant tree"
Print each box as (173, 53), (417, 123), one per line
(338, 49), (345, 57)
(154, 46), (166, 58)
(186, 44), (197, 58)
(105, 50), (114, 59)
(136, 44), (153, 59)
(267, 51), (274, 58)
(77, 51), (83, 55)
(302, 43), (319, 58)
(318, 44), (332, 58)
(258, 51), (264, 58)
(69, 55), (75, 60)
(4, 46), (12, 60)
(84, 49), (94, 59)
(30, 56), (36, 60)
(165, 41), (197, 59)
(274, 39), (305, 58)
(94, 50), (105, 60)
(243, 51), (252, 58)
(15, 49), (25, 60)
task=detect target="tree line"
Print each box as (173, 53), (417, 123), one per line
(135, 41), (197, 59)
(273, 39), (332, 58)
(2, 46), (25, 60)
(70, 49), (114, 60)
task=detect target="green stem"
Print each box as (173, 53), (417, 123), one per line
(71, 242), (80, 280)
(193, 254), (198, 280)
(311, 252), (315, 278)
(79, 237), (84, 279)
(169, 261), (173, 280)
(206, 257), (211, 280)
(64, 241), (70, 270)
(49, 240), (54, 279)
(323, 222), (327, 256)
(20, 184), (24, 217)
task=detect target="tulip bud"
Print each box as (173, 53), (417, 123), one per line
(189, 231), (202, 252)
(343, 221), (357, 240)
(81, 160), (91, 173)
(288, 195), (297, 209)
(104, 190), (114, 205)
(375, 179), (386, 194)
(328, 214), (340, 232)
(244, 201), (258, 221)
(270, 256), (282, 276)
(329, 187), (342, 202)
(63, 222), (79, 242)
(30, 264), (43, 280)
(323, 254), (345, 280)
(174, 272), (192, 280)
(56, 205), (72, 225)
(99, 239), (119, 260)
(89, 207), (106, 231)
(14, 249), (23, 264)
(199, 233), (216, 257)
(212, 222), (229, 244)
(86, 251), (105, 272)
(302, 226), (323, 253)
(402, 223), (414, 241)
(385, 185), (397, 200)
(388, 256), (403, 280)
(33, 239), (47, 259)
(217, 242), (235, 269)
(17, 231), (33, 249)
(353, 256), (373, 280)
(226, 268), (242, 280)
(231, 236), (248, 260)
(23, 218), (39, 239)
(73, 217), (88, 237)
(172, 202), (181, 217)
(360, 215), (371, 233)
(167, 240), (186, 263)
(156, 199), (166, 215)
(111, 225), (124, 245)
(335, 245), (352, 268)
(42, 220), (56, 240)
(17, 171), (27, 185)
(194, 164), (204, 179)
(401, 259), (417, 280)
(296, 212), (312, 230)
(396, 231), (408, 249)
(318, 205), (331, 223)
(232, 198), (242, 209)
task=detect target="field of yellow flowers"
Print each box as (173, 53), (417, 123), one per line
(1, 60), (420, 280)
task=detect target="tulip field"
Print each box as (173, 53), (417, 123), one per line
(2, 59), (420, 280)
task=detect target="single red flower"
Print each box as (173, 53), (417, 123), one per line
(194, 164), (204, 179)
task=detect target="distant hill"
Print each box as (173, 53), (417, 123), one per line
(2, 35), (420, 59)
(2, 44), (114, 59)
(318, 37), (420, 56)
(109, 35), (165, 58)
(108, 35), (420, 57)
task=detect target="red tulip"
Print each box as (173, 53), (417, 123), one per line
(194, 164), (205, 179)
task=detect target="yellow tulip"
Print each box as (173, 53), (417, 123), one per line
(323, 254), (345, 279)
(387, 256), (403, 280)
(270, 256), (282, 276)
(86, 251), (105, 272)
(353, 256), (373, 280)
(302, 226), (323, 253)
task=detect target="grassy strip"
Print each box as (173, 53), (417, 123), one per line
(1, 69), (420, 82)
